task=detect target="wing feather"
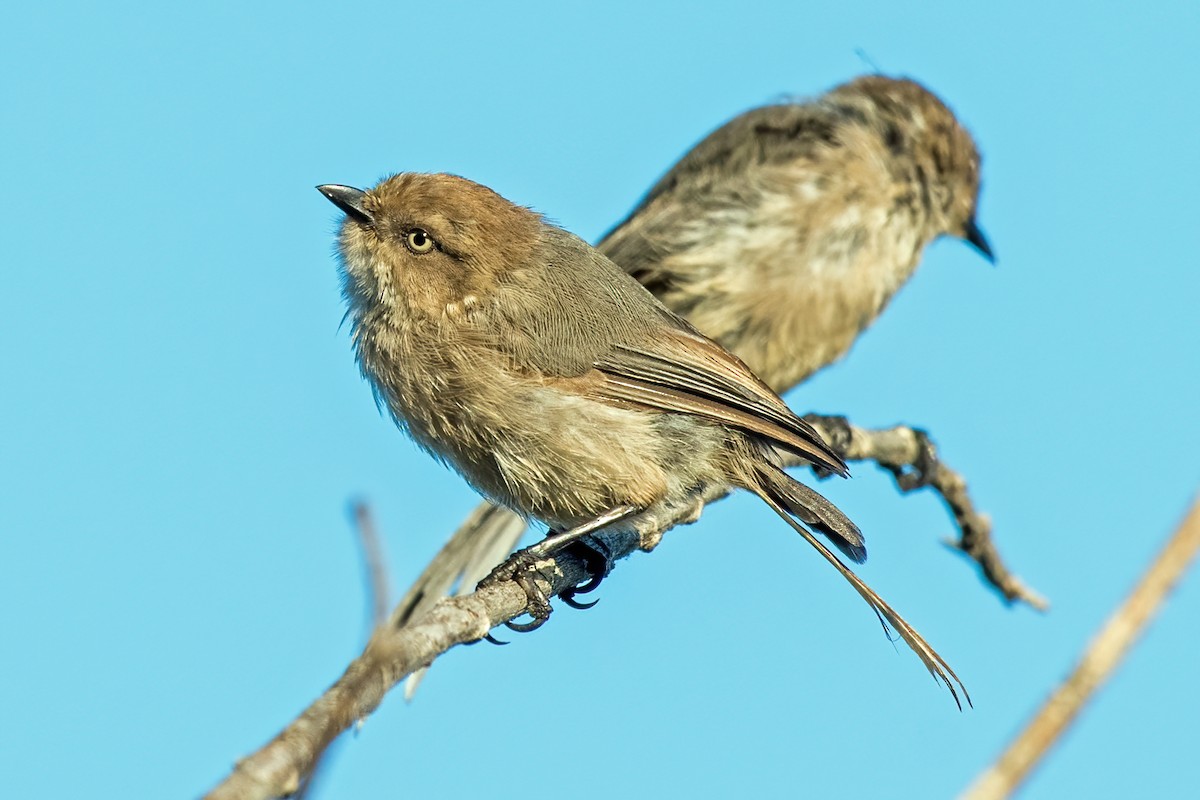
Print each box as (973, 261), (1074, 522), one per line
(593, 327), (847, 476)
(483, 227), (846, 476)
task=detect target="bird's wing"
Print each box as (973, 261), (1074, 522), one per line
(483, 228), (845, 475)
(598, 102), (836, 245)
(590, 324), (847, 476)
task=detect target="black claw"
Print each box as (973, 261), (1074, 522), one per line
(504, 615), (549, 633)
(558, 538), (610, 603)
(483, 633), (509, 646)
(560, 591), (600, 610)
(571, 571), (605, 595)
(477, 511), (635, 637)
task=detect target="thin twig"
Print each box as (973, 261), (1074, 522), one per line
(205, 531), (634, 800)
(805, 415), (1049, 611)
(352, 501), (391, 627)
(292, 501), (393, 800)
(961, 495), (1200, 800)
(205, 418), (1036, 799)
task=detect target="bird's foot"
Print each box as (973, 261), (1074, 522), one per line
(806, 415), (853, 479)
(478, 548), (556, 633)
(887, 427), (940, 491)
(476, 506), (638, 637)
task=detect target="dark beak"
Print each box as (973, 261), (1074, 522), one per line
(963, 217), (995, 263)
(317, 184), (372, 224)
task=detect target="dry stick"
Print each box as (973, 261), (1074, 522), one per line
(293, 502), (392, 800)
(205, 417), (1038, 800)
(804, 415), (1048, 611)
(205, 537), (623, 800)
(352, 501), (392, 627)
(961, 495), (1200, 800)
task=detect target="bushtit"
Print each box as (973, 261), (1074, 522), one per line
(385, 75), (991, 698)
(603, 74), (992, 391)
(318, 173), (966, 704)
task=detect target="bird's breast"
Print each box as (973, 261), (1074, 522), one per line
(352, 314), (727, 527)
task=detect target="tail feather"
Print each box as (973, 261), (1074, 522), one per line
(397, 503), (528, 700)
(751, 469), (969, 709)
(757, 461), (866, 563)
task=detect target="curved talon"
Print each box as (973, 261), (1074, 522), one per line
(483, 633), (509, 646)
(561, 538), (610, 601)
(560, 591), (600, 610)
(570, 571), (605, 595)
(505, 615), (549, 633)
(478, 511), (633, 637)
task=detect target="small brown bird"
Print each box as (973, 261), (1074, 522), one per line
(383, 75), (990, 699)
(319, 172), (967, 705)
(603, 74), (992, 391)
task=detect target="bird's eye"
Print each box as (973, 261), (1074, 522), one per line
(405, 229), (435, 254)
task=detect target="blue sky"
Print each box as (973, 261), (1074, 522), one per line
(3, 2), (1197, 798)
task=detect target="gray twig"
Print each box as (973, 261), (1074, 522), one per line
(204, 417), (1039, 800)
(292, 501), (392, 800)
(961, 495), (1200, 799)
(804, 414), (1048, 611)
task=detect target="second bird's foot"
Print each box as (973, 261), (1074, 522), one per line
(889, 427), (941, 491)
(803, 414), (852, 479)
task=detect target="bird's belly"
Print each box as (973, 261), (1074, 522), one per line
(402, 379), (725, 530)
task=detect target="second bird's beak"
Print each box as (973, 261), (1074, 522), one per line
(963, 217), (995, 263)
(317, 184), (372, 224)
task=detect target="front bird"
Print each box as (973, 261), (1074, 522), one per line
(390, 76), (994, 702)
(318, 172), (968, 707)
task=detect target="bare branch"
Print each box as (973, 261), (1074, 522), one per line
(352, 501), (391, 627)
(204, 532), (636, 800)
(204, 417), (1037, 799)
(805, 415), (1049, 611)
(293, 501), (392, 800)
(961, 495), (1200, 800)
